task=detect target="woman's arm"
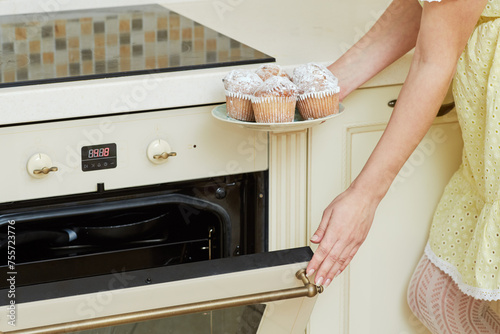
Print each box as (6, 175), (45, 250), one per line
(330, 0), (423, 100)
(307, 0), (487, 288)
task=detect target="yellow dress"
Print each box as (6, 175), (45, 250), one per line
(426, 0), (500, 301)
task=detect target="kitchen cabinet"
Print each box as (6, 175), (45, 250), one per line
(307, 85), (464, 333)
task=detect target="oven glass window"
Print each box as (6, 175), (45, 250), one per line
(69, 304), (266, 334)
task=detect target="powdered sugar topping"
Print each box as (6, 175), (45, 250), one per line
(253, 76), (298, 98)
(292, 63), (338, 95)
(255, 64), (290, 81)
(223, 69), (263, 95)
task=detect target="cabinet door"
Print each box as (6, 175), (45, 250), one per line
(308, 85), (463, 334)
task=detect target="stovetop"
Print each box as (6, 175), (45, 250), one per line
(0, 4), (274, 88)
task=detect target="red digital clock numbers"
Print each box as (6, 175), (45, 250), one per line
(81, 143), (117, 172)
(88, 147), (110, 159)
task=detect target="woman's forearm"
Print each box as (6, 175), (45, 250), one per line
(351, 59), (455, 202)
(350, 0), (488, 202)
(329, 0), (423, 99)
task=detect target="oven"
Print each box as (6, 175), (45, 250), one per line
(0, 4), (321, 334)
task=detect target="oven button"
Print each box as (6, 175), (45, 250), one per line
(147, 139), (177, 164)
(27, 153), (58, 178)
(215, 187), (226, 199)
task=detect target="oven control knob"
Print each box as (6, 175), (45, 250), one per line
(147, 139), (177, 164)
(27, 153), (59, 178)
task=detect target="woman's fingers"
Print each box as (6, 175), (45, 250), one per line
(306, 226), (337, 278)
(314, 235), (360, 286)
(339, 245), (360, 273)
(307, 211), (351, 283)
(310, 206), (333, 244)
(323, 244), (360, 288)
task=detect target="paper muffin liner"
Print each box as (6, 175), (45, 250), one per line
(251, 95), (297, 123)
(297, 87), (340, 120)
(225, 90), (255, 122)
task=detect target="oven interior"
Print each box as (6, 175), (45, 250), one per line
(0, 171), (268, 293)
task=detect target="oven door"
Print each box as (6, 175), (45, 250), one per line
(0, 247), (320, 334)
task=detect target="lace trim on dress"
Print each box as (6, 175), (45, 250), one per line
(425, 242), (500, 301)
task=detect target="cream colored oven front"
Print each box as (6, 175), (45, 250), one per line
(0, 247), (320, 334)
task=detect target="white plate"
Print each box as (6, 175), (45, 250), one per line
(211, 104), (344, 133)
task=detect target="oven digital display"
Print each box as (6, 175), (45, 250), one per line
(81, 143), (117, 172)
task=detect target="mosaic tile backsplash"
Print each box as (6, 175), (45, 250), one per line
(0, 5), (273, 87)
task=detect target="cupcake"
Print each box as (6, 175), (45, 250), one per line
(292, 63), (340, 120)
(251, 76), (298, 123)
(223, 69), (263, 121)
(255, 64), (291, 81)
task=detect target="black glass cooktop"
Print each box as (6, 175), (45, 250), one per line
(0, 5), (274, 88)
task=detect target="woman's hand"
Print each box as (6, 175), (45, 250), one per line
(306, 185), (380, 288)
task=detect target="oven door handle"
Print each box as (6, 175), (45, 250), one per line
(6, 269), (322, 334)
